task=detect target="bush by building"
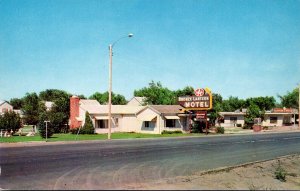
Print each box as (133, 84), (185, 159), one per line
(216, 126), (225, 134)
(38, 113), (54, 139)
(161, 130), (182, 134)
(70, 112), (95, 135)
(0, 111), (22, 134)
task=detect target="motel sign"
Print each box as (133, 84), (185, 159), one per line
(178, 88), (213, 110)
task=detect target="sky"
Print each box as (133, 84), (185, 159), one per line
(0, 0), (299, 102)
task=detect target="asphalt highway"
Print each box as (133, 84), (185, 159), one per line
(1, 132), (300, 189)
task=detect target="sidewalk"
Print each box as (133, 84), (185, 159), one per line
(224, 126), (300, 135)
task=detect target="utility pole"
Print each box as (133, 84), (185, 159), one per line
(107, 33), (133, 140)
(108, 44), (112, 140)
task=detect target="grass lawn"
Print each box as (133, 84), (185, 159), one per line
(0, 132), (205, 143)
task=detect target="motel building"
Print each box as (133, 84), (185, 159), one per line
(69, 96), (191, 134)
(218, 108), (298, 128)
(69, 88), (213, 134)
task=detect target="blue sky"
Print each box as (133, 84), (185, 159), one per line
(0, 0), (299, 102)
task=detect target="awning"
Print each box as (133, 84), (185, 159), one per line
(76, 117), (83, 121)
(137, 115), (157, 121)
(165, 116), (180, 120)
(95, 116), (109, 120)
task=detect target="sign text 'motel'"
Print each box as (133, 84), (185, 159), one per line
(178, 88), (213, 110)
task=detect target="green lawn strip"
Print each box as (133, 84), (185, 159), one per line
(0, 132), (204, 143)
(0, 135), (44, 143)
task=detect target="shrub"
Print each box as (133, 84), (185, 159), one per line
(216, 126), (225, 134)
(0, 111), (22, 134)
(263, 126), (268, 130)
(275, 161), (286, 182)
(191, 122), (201, 133)
(70, 127), (79, 134)
(236, 124), (242, 127)
(71, 112), (95, 135)
(38, 120), (54, 139)
(243, 124), (252, 129)
(161, 130), (182, 134)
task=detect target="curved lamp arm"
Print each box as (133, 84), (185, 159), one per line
(111, 33), (133, 47)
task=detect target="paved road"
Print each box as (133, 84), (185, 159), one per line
(1, 132), (300, 189)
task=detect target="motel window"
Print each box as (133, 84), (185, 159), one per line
(270, 117), (278, 124)
(97, 120), (107, 129)
(115, 118), (119, 127)
(166, 119), (176, 128)
(144, 121), (150, 128)
(230, 117), (237, 123)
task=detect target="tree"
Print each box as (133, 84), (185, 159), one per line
(244, 102), (261, 128)
(9, 98), (24, 110)
(38, 112), (54, 138)
(22, 92), (40, 125)
(134, 81), (176, 105)
(174, 86), (194, 97)
(208, 93), (223, 126)
(79, 112), (94, 134)
(278, 88), (299, 108)
(245, 96), (276, 111)
(39, 89), (71, 133)
(0, 111), (22, 133)
(221, 96), (245, 112)
(89, 91), (127, 105)
(39, 89), (70, 101)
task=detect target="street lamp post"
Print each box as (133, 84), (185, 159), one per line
(108, 33), (133, 140)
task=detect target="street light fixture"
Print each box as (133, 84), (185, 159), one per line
(108, 33), (133, 140)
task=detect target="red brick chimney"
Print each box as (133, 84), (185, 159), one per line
(70, 95), (82, 129)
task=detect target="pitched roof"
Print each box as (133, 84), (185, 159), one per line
(0, 100), (5, 106)
(149, 105), (185, 114)
(79, 99), (146, 114)
(127, 97), (146, 106)
(97, 105), (146, 114)
(79, 99), (102, 114)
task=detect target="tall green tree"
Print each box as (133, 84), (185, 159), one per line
(0, 111), (22, 133)
(89, 91), (127, 105)
(209, 93), (223, 126)
(9, 98), (24, 110)
(22, 92), (40, 125)
(38, 112), (54, 139)
(221, 96), (245, 112)
(245, 96), (276, 111)
(278, 88), (299, 108)
(174, 86), (194, 97)
(134, 81), (176, 105)
(244, 102), (261, 128)
(79, 112), (95, 134)
(39, 89), (71, 133)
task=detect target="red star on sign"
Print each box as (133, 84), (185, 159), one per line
(194, 88), (205, 97)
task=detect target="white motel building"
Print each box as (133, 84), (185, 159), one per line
(69, 96), (190, 134)
(69, 96), (298, 134)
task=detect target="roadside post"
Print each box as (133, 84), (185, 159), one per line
(44, 121), (50, 142)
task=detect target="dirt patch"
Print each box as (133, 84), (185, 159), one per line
(124, 154), (300, 190)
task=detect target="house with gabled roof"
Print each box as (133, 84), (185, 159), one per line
(0, 100), (13, 115)
(69, 96), (189, 134)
